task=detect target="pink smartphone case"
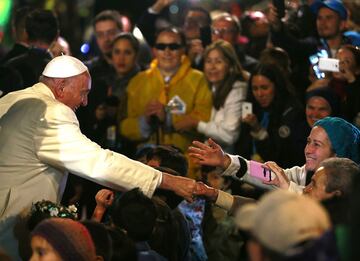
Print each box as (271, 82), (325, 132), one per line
(249, 160), (271, 182)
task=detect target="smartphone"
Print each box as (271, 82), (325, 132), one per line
(200, 25), (212, 48)
(242, 102), (252, 119)
(249, 160), (272, 182)
(273, 0), (285, 19)
(318, 58), (340, 72)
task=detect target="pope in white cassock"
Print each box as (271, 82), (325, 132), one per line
(0, 55), (196, 260)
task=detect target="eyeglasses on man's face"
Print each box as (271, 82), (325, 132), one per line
(95, 29), (118, 39)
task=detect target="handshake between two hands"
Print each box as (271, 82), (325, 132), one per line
(192, 181), (219, 202)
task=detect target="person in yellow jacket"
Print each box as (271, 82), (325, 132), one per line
(120, 27), (212, 158)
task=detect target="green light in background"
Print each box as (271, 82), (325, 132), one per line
(0, 0), (12, 27)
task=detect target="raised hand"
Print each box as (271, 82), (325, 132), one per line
(187, 39), (204, 62)
(267, 3), (282, 31)
(92, 189), (115, 221)
(242, 113), (261, 132)
(95, 189), (115, 209)
(263, 161), (290, 189)
(188, 138), (230, 169)
(151, 0), (175, 13)
(338, 60), (357, 83)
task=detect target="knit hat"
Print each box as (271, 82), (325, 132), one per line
(311, 0), (348, 20)
(42, 55), (88, 78)
(235, 190), (331, 253)
(314, 117), (360, 164)
(306, 88), (340, 116)
(31, 218), (96, 261)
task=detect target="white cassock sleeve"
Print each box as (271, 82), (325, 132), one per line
(35, 102), (162, 197)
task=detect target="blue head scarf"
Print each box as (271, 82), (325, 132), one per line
(314, 117), (360, 164)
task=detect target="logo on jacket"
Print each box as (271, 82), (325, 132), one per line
(278, 125), (291, 138)
(167, 95), (186, 114)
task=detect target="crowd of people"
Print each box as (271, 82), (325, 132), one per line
(1, 0), (360, 260)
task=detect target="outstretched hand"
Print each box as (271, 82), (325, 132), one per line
(188, 138), (230, 169)
(160, 173), (197, 202)
(193, 182), (218, 202)
(262, 161), (290, 189)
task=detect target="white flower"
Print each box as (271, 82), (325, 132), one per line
(67, 205), (77, 213)
(49, 208), (59, 217)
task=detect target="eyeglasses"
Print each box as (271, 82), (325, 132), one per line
(154, 43), (182, 51)
(95, 29), (119, 39)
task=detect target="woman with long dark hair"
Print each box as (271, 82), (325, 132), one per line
(236, 63), (307, 168)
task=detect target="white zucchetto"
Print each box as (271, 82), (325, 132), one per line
(42, 55), (88, 78)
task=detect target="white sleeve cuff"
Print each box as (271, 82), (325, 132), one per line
(221, 154), (240, 177)
(157, 172), (163, 188)
(197, 121), (206, 134)
(215, 190), (234, 211)
(288, 181), (304, 194)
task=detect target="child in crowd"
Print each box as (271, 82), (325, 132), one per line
(30, 218), (97, 261)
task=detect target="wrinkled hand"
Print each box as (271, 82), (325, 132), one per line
(188, 138), (230, 169)
(145, 100), (165, 122)
(160, 173), (197, 202)
(242, 114), (261, 132)
(95, 189), (114, 209)
(267, 4), (281, 31)
(263, 161), (290, 189)
(193, 182), (218, 201)
(174, 115), (199, 132)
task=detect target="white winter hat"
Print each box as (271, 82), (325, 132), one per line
(42, 55), (88, 78)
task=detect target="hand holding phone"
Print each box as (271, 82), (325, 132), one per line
(309, 50), (328, 79)
(273, 0), (285, 19)
(242, 102), (253, 119)
(249, 160), (272, 182)
(200, 25), (212, 48)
